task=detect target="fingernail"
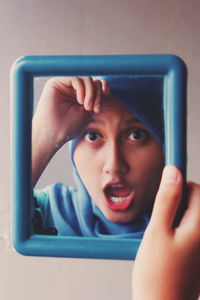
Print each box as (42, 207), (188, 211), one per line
(85, 101), (92, 111)
(94, 104), (100, 113)
(163, 165), (179, 184)
(77, 93), (84, 104)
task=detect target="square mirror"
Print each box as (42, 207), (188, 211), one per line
(11, 54), (187, 259)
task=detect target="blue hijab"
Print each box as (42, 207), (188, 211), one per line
(45, 76), (164, 237)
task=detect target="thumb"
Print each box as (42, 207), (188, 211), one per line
(150, 165), (183, 231)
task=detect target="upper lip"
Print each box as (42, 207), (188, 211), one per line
(103, 179), (132, 192)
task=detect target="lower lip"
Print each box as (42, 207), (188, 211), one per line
(104, 191), (135, 211)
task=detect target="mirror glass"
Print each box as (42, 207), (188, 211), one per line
(32, 75), (164, 238)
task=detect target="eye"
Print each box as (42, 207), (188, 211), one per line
(128, 128), (148, 142)
(84, 130), (101, 142)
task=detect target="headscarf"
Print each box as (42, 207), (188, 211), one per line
(102, 76), (164, 145)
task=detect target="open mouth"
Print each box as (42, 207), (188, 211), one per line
(104, 184), (135, 211)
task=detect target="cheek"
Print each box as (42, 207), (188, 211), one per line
(141, 146), (164, 184)
(128, 145), (164, 196)
(73, 146), (100, 193)
(128, 144), (164, 173)
(141, 142), (164, 168)
(140, 149), (164, 200)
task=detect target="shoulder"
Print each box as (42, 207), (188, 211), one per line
(34, 183), (82, 236)
(33, 182), (77, 222)
(34, 183), (77, 202)
(34, 183), (78, 220)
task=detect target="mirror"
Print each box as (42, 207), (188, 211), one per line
(11, 54), (187, 259)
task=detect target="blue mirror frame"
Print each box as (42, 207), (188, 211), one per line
(11, 54), (187, 259)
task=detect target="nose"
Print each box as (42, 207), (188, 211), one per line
(102, 141), (129, 176)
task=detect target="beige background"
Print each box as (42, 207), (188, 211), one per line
(1, 0), (200, 299)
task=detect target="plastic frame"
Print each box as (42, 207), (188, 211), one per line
(11, 54), (187, 259)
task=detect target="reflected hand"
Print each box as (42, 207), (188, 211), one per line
(132, 165), (200, 300)
(32, 77), (108, 186)
(33, 77), (109, 145)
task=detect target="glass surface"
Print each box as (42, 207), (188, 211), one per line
(33, 75), (164, 237)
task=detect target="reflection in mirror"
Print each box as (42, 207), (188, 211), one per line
(32, 75), (165, 238)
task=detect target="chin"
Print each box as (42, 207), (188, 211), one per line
(103, 210), (138, 224)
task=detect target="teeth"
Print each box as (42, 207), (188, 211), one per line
(110, 196), (128, 203)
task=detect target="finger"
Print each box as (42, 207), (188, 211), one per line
(100, 80), (111, 95)
(179, 182), (200, 230)
(82, 77), (96, 111)
(45, 77), (84, 103)
(69, 77), (86, 105)
(93, 80), (103, 113)
(150, 165), (183, 231)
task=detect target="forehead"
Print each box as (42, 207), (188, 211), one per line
(102, 94), (132, 111)
(90, 95), (143, 125)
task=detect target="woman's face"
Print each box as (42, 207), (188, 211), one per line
(74, 96), (164, 223)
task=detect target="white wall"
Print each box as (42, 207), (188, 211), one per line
(1, 0), (200, 299)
